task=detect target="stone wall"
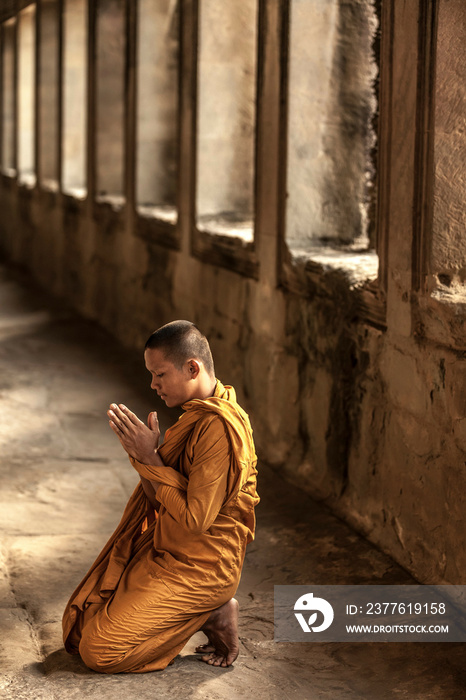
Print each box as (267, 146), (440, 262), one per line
(0, 0), (465, 586)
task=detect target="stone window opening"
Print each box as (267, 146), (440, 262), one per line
(283, 0), (380, 286)
(38, 0), (60, 193)
(17, 3), (36, 188)
(1, 17), (16, 178)
(62, 0), (87, 199)
(195, 0), (259, 245)
(427, 0), (466, 306)
(135, 0), (180, 226)
(94, 0), (126, 209)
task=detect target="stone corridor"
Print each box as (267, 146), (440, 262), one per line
(0, 264), (465, 700)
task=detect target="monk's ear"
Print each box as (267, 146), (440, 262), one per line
(187, 359), (201, 379)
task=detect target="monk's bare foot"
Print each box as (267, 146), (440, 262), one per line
(195, 641), (216, 653)
(195, 630), (215, 654)
(199, 599), (239, 667)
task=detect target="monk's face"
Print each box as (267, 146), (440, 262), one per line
(144, 347), (196, 408)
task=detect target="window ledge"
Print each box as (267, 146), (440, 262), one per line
(290, 245), (379, 288)
(39, 179), (59, 193)
(431, 284), (466, 307)
(192, 224), (258, 279)
(137, 204), (178, 225)
(1, 168), (16, 178)
(17, 173), (36, 189)
(198, 215), (254, 245)
(95, 194), (126, 212)
(135, 207), (180, 251)
(282, 245), (385, 328)
(62, 186), (87, 201)
(414, 280), (466, 351)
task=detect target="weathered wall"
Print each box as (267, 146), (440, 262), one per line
(1, 0), (466, 587)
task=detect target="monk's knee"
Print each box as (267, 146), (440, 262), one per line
(79, 639), (110, 673)
(79, 624), (122, 674)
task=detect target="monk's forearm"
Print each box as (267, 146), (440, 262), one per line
(130, 451), (189, 494)
(136, 447), (165, 469)
(138, 449), (167, 506)
(140, 475), (158, 508)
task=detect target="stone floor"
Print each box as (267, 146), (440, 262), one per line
(0, 263), (465, 700)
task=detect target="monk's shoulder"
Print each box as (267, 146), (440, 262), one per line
(183, 413), (230, 465)
(188, 412), (231, 451)
(194, 412), (228, 439)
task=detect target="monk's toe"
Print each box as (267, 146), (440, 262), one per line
(202, 652), (232, 667)
(209, 655), (223, 666)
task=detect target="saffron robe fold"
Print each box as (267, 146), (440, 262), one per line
(62, 381), (259, 673)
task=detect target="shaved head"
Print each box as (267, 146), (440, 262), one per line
(145, 320), (215, 378)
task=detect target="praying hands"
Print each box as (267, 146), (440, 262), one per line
(107, 403), (160, 465)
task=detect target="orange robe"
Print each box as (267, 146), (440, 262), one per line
(62, 381), (259, 673)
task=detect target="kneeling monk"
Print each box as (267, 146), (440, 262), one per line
(62, 320), (259, 673)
